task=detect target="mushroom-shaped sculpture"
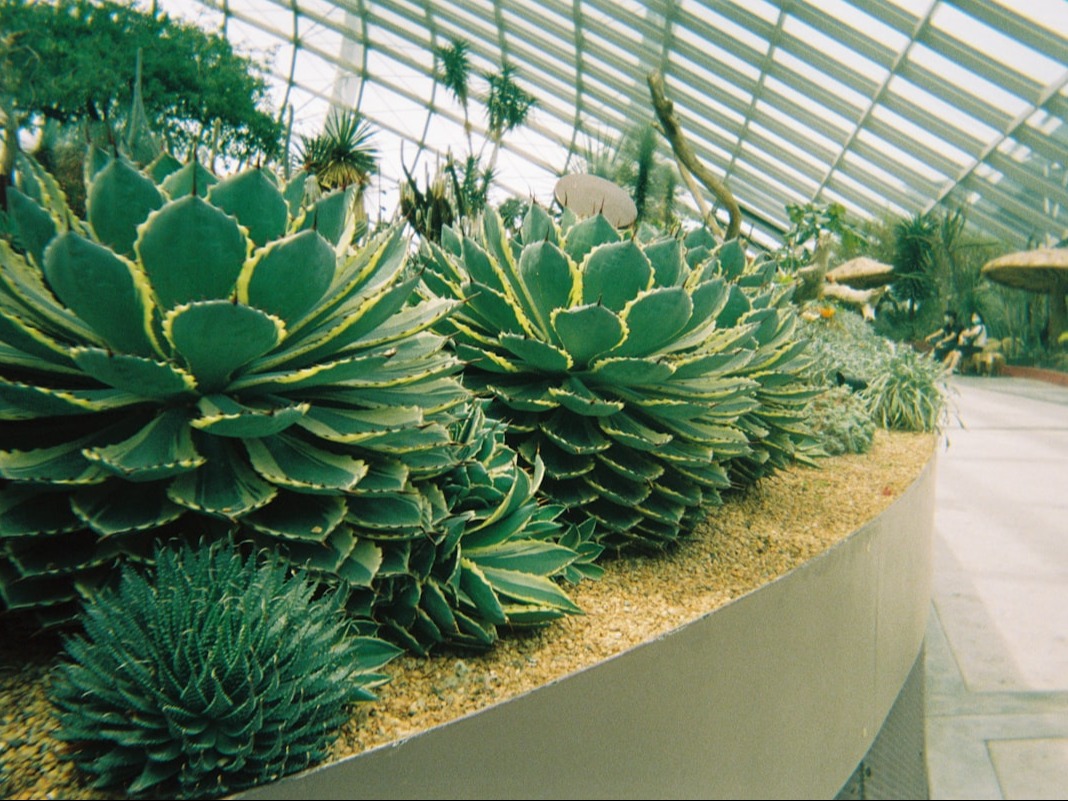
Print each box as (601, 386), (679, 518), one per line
(554, 174), (638, 228)
(981, 248), (1068, 345)
(825, 257), (895, 289)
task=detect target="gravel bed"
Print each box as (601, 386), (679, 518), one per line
(0, 429), (936, 800)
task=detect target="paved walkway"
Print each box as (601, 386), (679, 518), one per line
(925, 375), (1068, 799)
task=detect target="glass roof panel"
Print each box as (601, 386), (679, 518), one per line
(932, 2), (1064, 85)
(158, 0), (1068, 249)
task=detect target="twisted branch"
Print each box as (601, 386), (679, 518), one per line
(648, 70), (741, 240)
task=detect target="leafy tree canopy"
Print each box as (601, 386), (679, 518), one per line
(0, 0), (282, 163)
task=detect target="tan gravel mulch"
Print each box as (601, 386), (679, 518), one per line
(0, 429), (936, 800)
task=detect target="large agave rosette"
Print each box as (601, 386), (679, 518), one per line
(0, 152), (472, 624)
(420, 205), (800, 551)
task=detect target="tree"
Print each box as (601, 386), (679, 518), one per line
(0, 0), (282, 166)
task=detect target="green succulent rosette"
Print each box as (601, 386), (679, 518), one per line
(0, 152), (472, 624)
(419, 204), (817, 551)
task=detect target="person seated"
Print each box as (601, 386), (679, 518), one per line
(944, 311), (988, 373)
(925, 310), (961, 363)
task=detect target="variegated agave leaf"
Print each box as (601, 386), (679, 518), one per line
(681, 228), (822, 486)
(0, 152), (471, 625)
(421, 204), (794, 552)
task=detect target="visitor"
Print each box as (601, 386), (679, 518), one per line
(945, 311), (988, 373)
(925, 310), (961, 363)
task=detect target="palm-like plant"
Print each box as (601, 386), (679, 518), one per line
(482, 63), (536, 170)
(296, 109), (378, 238)
(891, 210), (939, 316)
(436, 38), (474, 154)
(297, 109), (378, 192)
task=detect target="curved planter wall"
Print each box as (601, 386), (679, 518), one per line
(239, 454), (937, 801)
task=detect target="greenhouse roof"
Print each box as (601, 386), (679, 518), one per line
(167, 0), (1068, 250)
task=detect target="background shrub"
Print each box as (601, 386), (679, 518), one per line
(806, 385), (876, 455)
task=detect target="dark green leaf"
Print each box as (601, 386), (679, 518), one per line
(551, 304), (625, 366)
(160, 161), (218, 199)
(83, 408), (204, 482)
(237, 229), (336, 324)
(164, 301), (284, 392)
(7, 186), (58, 268)
(581, 240), (652, 311)
(613, 287), (693, 357)
(71, 348), (196, 399)
(72, 481), (184, 536)
(208, 169), (288, 248)
(43, 233), (159, 357)
(136, 195), (248, 309)
(192, 394), (308, 438)
(87, 158), (164, 258)
(563, 214), (618, 263)
(245, 433), (368, 493)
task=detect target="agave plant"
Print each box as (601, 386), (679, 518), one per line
(0, 150), (473, 626)
(352, 402), (590, 654)
(680, 227), (821, 487)
(418, 203), (815, 551)
(51, 537), (401, 800)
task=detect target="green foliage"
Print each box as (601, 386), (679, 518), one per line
(680, 227), (822, 488)
(400, 153), (493, 242)
(497, 196), (531, 235)
(806, 385), (875, 456)
(354, 403), (586, 654)
(771, 201), (867, 273)
(419, 206), (815, 552)
(484, 63), (537, 143)
(400, 168), (455, 243)
(436, 38), (472, 110)
(296, 108), (378, 241)
(580, 122), (679, 229)
(890, 210), (940, 311)
(861, 345), (948, 433)
(0, 0), (282, 164)
(801, 308), (891, 388)
(0, 150), (475, 626)
(859, 206), (1018, 347)
(50, 538), (400, 800)
(800, 309), (948, 433)
(404, 40), (536, 241)
(0, 148), (586, 649)
(296, 109), (378, 192)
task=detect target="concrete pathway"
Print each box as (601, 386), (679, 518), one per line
(926, 376), (1068, 800)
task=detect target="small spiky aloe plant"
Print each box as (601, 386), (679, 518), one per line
(50, 538), (400, 800)
(419, 204), (814, 551)
(0, 151), (471, 625)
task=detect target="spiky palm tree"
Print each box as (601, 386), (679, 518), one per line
(436, 38), (474, 155)
(296, 109), (378, 238)
(482, 63), (536, 171)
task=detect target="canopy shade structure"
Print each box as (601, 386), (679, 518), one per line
(165, 0), (1068, 251)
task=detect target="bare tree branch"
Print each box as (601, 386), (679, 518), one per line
(647, 70), (741, 240)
